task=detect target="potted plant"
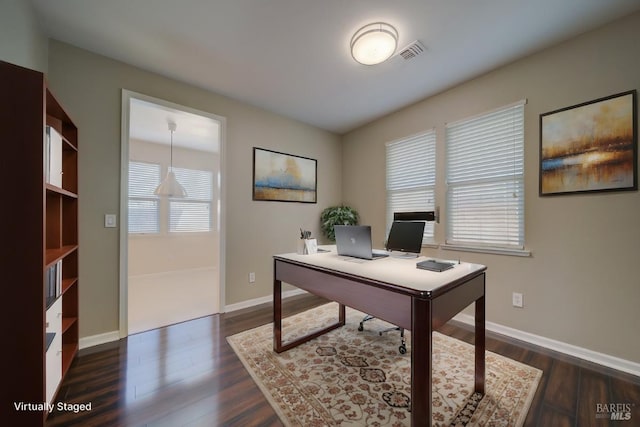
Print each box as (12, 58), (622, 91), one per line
(320, 205), (359, 241)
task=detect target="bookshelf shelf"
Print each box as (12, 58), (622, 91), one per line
(62, 136), (78, 152)
(61, 277), (78, 294)
(46, 183), (78, 199)
(61, 317), (77, 334)
(2, 60), (79, 426)
(45, 245), (78, 267)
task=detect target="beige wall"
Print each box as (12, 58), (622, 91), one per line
(0, 0), (48, 72)
(342, 12), (640, 362)
(46, 41), (342, 338)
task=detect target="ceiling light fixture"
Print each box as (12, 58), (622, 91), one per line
(155, 121), (187, 198)
(350, 22), (398, 65)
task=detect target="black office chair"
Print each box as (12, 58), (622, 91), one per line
(357, 211), (436, 354)
(358, 314), (408, 354)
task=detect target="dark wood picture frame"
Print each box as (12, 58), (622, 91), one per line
(539, 90), (637, 196)
(252, 147), (317, 203)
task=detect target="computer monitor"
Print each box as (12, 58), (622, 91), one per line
(385, 221), (425, 257)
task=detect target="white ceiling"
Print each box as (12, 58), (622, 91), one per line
(129, 98), (220, 152)
(32, 0), (640, 134)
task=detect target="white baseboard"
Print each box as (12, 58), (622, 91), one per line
(454, 313), (640, 378)
(223, 289), (308, 313)
(80, 290), (309, 350)
(79, 330), (120, 350)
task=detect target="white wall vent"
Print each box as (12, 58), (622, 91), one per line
(397, 40), (426, 61)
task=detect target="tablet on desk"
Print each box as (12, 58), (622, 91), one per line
(416, 259), (455, 272)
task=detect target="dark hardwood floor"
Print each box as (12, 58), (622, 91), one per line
(46, 295), (640, 427)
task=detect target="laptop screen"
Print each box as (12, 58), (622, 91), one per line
(334, 225), (377, 259)
(386, 221), (425, 254)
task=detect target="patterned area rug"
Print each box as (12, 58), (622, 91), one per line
(227, 303), (541, 426)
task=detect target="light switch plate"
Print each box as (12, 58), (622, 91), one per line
(105, 214), (117, 228)
(512, 292), (524, 308)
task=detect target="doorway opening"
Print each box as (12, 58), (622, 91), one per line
(119, 91), (225, 336)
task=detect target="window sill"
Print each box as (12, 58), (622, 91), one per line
(421, 243), (439, 249)
(128, 231), (216, 238)
(440, 244), (531, 257)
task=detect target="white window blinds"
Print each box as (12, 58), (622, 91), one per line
(445, 101), (525, 249)
(169, 167), (213, 232)
(386, 130), (436, 243)
(128, 161), (160, 234)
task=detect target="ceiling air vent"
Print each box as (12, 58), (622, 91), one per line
(397, 40), (426, 61)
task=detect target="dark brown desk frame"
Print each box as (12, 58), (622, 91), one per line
(273, 256), (486, 427)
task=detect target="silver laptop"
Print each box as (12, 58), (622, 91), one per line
(334, 225), (389, 260)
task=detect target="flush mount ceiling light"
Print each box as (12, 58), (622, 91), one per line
(155, 121), (187, 198)
(350, 22), (398, 65)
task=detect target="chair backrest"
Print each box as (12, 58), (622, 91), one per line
(393, 211), (435, 222)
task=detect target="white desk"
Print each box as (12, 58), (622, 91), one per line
(273, 247), (487, 427)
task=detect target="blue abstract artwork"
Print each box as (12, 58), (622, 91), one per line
(253, 148), (317, 203)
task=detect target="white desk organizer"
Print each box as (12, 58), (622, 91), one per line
(297, 238), (318, 255)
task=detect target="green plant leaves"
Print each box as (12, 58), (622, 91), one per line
(320, 205), (359, 241)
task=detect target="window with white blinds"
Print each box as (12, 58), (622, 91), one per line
(128, 163), (214, 234)
(386, 130), (436, 243)
(128, 161), (160, 234)
(445, 101), (525, 249)
(169, 167), (213, 233)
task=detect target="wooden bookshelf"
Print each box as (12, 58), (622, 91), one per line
(1, 60), (79, 426)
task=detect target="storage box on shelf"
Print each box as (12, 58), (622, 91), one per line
(1, 60), (79, 426)
(45, 298), (63, 406)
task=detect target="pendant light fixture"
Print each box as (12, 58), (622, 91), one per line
(154, 121), (187, 198)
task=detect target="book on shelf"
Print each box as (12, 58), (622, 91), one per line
(46, 126), (63, 187)
(45, 260), (62, 308)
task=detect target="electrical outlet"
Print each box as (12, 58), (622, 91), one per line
(249, 272), (256, 283)
(512, 292), (524, 308)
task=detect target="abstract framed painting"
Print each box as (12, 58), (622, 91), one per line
(539, 90), (637, 196)
(252, 147), (317, 203)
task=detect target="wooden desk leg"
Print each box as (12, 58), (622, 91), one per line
(273, 270), (346, 354)
(411, 297), (432, 427)
(273, 277), (283, 352)
(475, 295), (486, 394)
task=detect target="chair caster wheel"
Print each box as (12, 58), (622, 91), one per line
(399, 345), (407, 354)
(358, 324), (364, 332)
